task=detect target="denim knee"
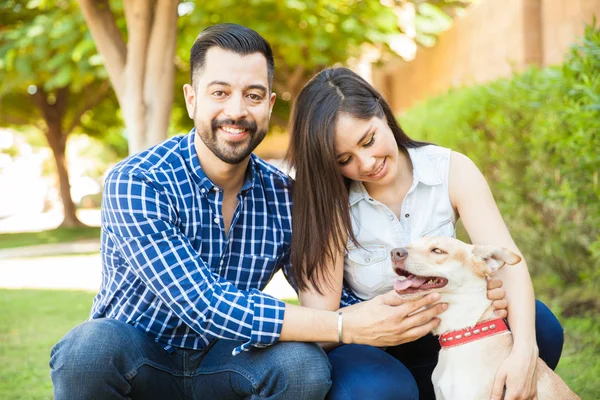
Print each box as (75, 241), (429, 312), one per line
(535, 300), (564, 370)
(327, 344), (418, 400)
(191, 339), (331, 399)
(50, 319), (139, 397)
(272, 342), (332, 399)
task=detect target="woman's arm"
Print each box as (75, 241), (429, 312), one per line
(297, 248), (346, 350)
(449, 151), (538, 400)
(299, 249), (346, 311)
(448, 151), (536, 346)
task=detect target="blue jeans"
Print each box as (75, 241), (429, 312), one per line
(327, 300), (564, 400)
(50, 319), (331, 399)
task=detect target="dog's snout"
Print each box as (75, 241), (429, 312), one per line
(391, 248), (408, 262)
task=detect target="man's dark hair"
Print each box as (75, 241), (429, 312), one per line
(190, 23), (275, 90)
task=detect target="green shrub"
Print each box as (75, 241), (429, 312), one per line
(400, 23), (600, 302)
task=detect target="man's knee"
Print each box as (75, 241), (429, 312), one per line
(267, 342), (332, 399)
(51, 319), (130, 368)
(50, 319), (136, 395)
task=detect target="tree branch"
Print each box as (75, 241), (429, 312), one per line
(55, 87), (71, 122)
(287, 64), (306, 98)
(145, 0), (178, 144)
(78, 0), (127, 104)
(122, 0), (152, 151)
(65, 81), (112, 135)
(1, 112), (33, 126)
(30, 88), (47, 111)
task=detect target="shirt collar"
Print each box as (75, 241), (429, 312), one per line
(348, 146), (442, 206)
(181, 128), (256, 197)
(407, 146), (443, 186)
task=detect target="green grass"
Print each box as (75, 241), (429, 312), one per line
(0, 289), (597, 399)
(0, 289), (94, 399)
(0, 290), (300, 399)
(534, 277), (600, 399)
(554, 316), (600, 399)
(0, 227), (101, 250)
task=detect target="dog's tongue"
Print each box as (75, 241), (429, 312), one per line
(394, 276), (428, 292)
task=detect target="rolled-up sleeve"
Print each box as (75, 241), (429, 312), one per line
(340, 284), (362, 307)
(103, 170), (286, 354)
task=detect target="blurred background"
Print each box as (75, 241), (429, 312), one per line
(0, 0), (598, 398)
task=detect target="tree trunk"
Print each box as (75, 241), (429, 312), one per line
(47, 129), (84, 228)
(32, 88), (84, 228)
(78, 0), (178, 155)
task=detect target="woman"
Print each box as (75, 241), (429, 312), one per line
(287, 68), (564, 400)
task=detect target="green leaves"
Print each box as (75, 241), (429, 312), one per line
(0, 0), (118, 136)
(0, 1), (105, 95)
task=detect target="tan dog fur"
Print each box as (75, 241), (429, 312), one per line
(391, 236), (580, 400)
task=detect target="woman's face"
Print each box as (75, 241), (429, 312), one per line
(334, 113), (400, 187)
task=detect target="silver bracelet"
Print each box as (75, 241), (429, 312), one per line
(337, 311), (343, 344)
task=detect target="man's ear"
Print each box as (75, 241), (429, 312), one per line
(183, 83), (196, 119)
(269, 92), (276, 118)
(470, 245), (522, 276)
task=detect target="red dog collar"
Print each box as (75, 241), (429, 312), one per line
(439, 318), (509, 349)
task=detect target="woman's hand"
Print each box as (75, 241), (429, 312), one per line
(487, 278), (508, 319)
(490, 344), (539, 400)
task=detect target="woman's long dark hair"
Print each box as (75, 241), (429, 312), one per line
(286, 67), (427, 293)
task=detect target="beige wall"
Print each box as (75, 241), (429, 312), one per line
(542, 0), (600, 65)
(373, 0), (600, 114)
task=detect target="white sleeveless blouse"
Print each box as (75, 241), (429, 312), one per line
(344, 145), (456, 300)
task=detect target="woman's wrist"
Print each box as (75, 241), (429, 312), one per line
(511, 336), (539, 355)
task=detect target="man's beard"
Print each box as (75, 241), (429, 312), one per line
(195, 117), (267, 164)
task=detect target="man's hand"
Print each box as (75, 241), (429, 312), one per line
(487, 278), (508, 319)
(341, 291), (446, 347)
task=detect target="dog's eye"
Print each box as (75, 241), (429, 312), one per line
(431, 248), (445, 254)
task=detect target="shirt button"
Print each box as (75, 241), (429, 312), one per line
(365, 257), (371, 263)
(389, 214), (394, 221)
(405, 213), (410, 218)
(213, 217), (219, 224)
(200, 188), (206, 193)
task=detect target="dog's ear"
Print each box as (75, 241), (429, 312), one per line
(470, 246), (522, 276)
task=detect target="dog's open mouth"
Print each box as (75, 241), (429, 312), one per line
(394, 266), (448, 294)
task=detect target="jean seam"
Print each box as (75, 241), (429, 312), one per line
(123, 358), (185, 380)
(193, 367), (258, 389)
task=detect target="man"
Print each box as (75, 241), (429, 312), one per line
(50, 24), (504, 399)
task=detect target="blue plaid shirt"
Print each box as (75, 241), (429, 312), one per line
(92, 130), (361, 355)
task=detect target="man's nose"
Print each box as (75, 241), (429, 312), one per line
(391, 248), (408, 262)
(224, 94), (249, 120)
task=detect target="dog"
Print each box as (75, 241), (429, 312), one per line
(391, 236), (580, 400)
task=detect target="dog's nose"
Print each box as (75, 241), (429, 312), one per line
(391, 248), (408, 262)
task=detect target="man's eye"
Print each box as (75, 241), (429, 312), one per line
(248, 94), (263, 101)
(431, 248), (444, 254)
(212, 91), (226, 97)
